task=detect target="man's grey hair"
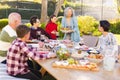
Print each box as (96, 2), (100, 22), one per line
(8, 12), (21, 24)
(64, 7), (75, 17)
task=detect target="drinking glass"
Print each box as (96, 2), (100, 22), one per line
(40, 35), (45, 42)
(36, 31), (41, 40)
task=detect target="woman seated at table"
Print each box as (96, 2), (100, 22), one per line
(61, 7), (80, 42)
(45, 15), (58, 40)
(96, 20), (118, 55)
(29, 15), (51, 40)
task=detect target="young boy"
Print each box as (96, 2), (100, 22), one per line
(7, 25), (55, 80)
(29, 15), (51, 40)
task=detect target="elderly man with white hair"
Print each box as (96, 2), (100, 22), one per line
(0, 12), (21, 58)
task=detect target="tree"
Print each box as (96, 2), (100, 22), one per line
(54, 0), (64, 16)
(40, 0), (48, 23)
(117, 0), (120, 13)
(40, 0), (64, 23)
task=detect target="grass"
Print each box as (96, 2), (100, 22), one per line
(114, 34), (120, 45)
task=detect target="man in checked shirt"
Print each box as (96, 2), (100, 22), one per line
(6, 25), (56, 80)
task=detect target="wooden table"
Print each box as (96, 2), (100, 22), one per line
(37, 58), (120, 80)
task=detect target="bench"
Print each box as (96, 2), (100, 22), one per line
(0, 63), (28, 80)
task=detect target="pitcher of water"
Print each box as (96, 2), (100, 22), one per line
(103, 45), (117, 71)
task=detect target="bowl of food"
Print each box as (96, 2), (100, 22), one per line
(71, 51), (88, 59)
(56, 48), (70, 60)
(87, 54), (103, 64)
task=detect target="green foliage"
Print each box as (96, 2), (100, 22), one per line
(77, 16), (99, 35)
(92, 29), (102, 36)
(110, 19), (120, 34)
(25, 22), (46, 30)
(0, 19), (8, 30)
(0, 1), (64, 19)
(56, 16), (64, 39)
(118, 7), (120, 13)
(25, 23), (31, 27)
(47, 1), (55, 16)
(0, 4), (10, 9)
(40, 23), (46, 29)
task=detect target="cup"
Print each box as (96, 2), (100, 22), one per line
(36, 31), (41, 40)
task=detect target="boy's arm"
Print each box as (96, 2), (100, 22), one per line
(21, 42), (56, 60)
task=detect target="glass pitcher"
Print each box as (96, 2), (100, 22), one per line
(103, 45), (117, 71)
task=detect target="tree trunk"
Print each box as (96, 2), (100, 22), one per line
(54, 0), (64, 16)
(117, 0), (120, 13)
(40, 0), (48, 23)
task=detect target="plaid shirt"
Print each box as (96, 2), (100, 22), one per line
(7, 38), (47, 76)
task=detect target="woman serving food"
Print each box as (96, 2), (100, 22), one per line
(61, 7), (80, 42)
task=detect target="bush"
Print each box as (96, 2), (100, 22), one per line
(109, 19), (120, 34)
(25, 22), (46, 30)
(0, 19), (8, 30)
(77, 16), (99, 35)
(92, 29), (102, 36)
(40, 23), (46, 29)
(56, 16), (64, 39)
(25, 23), (31, 27)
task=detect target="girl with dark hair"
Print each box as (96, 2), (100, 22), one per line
(45, 15), (58, 40)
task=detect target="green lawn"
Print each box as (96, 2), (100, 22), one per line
(114, 34), (120, 45)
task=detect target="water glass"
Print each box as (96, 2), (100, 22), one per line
(36, 31), (41, 40)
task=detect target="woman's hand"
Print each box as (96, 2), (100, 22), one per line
(51, 30), (59, 35)
(51, 30), (56, 34)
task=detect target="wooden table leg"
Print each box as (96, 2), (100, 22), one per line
(40, 67), (46, 76)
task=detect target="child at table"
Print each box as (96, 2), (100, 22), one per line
(96, 20), (118, 55)
(45, 15), (58, 40)
(29, 15), (51, 40)
(7, 25), (56, 80)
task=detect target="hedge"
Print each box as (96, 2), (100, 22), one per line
(0, 1), (63, 19)
(0, 19), (8, 30)
(110, 19), (120, 34)
(77, 16), (99, 35)
(0, 16), (120, 36)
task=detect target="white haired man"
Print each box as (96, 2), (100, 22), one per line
(0, 12), (21, 62)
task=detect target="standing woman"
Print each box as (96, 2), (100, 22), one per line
(45, 15), (58, 40)
(61, 7), (80, 42)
